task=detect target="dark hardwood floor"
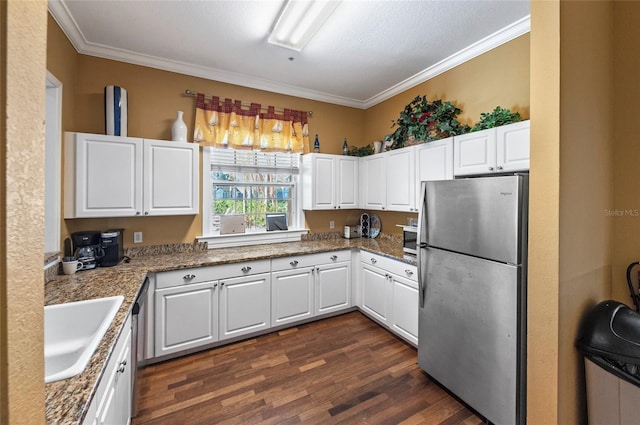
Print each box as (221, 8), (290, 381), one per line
(133, 312), (484, 425)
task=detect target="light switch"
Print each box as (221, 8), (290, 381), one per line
(133, 232), (143, 243)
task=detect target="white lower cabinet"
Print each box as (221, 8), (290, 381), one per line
(219, 272), (271, 340)
(84, 315), (132, 425)
(360, 263), (392, 324)
(271, 266), (315, 327)
(154, 280), (218, 357)
(271, 250), (352, 326)
(389, 273), (419, 345)
(359, 253), (418, 345)
(315, 261), (351, 315)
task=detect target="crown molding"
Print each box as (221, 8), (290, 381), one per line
(48, 0), (529, 110)
(363, 15), (531, 108)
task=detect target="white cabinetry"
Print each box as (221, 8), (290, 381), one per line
(453, 120), (530, 176)
(359, 253), (418, 345)
(151, 260), (270, 358)
(361, 149), (416, 212)
(361, 154), (386, 210)
(271, 250), (351, 326)
(154, 280), (218, 357)
(302, 153), (358, 210)
(385, 148), (416, 212)
(84, 315), (132, 425)
(219, 271), (271, 340)
(65, 132), (198, 218)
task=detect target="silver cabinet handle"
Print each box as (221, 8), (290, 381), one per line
(330, 255), (338, 261)
(241, 266), (252, 273)
(497, 166), (504, 170)
(405, 269), (414, 276)
(370, 258), (377, 264)
(183, 274), (196, 280)
(290, 260), (299, 266)
(488, 167), (494, 171)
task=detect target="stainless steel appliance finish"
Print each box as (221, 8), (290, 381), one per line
(417, 175), (528, 425)
(402, 225), (417, 255)
(131, 277), (149, 417)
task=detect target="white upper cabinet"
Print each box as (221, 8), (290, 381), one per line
(415, 137), (454, 182)
(65, 132), (198, 218)
(453, 120), (530, 176)
(385, 148), (416, 212)
(143, 139), (199, 216)
(361, 154), (386, 210)
(496, 120), (531, 172)
(302, 153), (358, 210)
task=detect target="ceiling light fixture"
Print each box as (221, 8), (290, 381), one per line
(268, 0), (341, 52)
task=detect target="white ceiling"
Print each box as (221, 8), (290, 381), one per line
(48, 0), (530, 109)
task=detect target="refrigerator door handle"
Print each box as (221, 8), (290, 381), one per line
(417, 181), (428, 308)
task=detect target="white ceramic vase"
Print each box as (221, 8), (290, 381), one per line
(171, 111), (187, 142)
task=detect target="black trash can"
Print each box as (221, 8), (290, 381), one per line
(577, 300), (640, 425)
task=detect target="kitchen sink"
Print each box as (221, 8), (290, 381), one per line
(44, 295), (124, 383)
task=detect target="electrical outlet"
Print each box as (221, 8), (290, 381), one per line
(133, 232), (143, 244)
(329, 220), (335, 229)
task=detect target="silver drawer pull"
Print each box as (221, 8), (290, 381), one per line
(183, 274), (196, 280)
(241, 266), (252, 273)
(330, 255), (338, 261)
(405, 270), (414, 276)
(370, 258), (377, 264)
(290, 260), (299, 266)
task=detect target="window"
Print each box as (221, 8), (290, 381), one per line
(201, 148), (305, 246)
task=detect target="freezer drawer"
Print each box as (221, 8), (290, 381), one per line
(418, 247), (524, 425)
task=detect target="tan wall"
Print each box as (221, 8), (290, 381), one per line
(528, 2), (561, 423)
(1, 0), (48, 423)
(558, 2), (614, 424)
(363, 34), (530, 144)
(612, 3), (640, 304)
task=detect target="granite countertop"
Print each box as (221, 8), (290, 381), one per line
(44, 236), (411, 424)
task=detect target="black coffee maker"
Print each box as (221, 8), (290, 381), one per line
(99, 229), (125, 267)
(71, 231), (104, 270)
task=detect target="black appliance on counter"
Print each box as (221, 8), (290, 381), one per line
(100, 229), (125, 267)
(71, 231), (104, 270)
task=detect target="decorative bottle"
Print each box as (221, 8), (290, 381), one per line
(313, 134), (320, 152)
(343, 137), (349, 155)
(171, 111), (188, 142)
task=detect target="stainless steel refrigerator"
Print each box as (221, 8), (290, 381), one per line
(417, 175), (528, 425)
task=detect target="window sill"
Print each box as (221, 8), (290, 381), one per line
(197, 229), (309, 249)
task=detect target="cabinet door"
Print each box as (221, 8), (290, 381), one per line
(143, 139), (199, 216)
(453, 129), (497, 176)
(336, 156), (358, 209)
(415, 138), (453, 182)
(390, 274), (419, 345)
(496, 120), (530, 172)
(155, 281), (218, 356)
(271, 267), (315, 326)
(302, 154), (335, 210)
(96, 325), (132, 425)
(68, 133), (143, 218)
(360, 263), (392, 324)
(219, 273), (271, 340)
(361, 155), (386, 210)
(315, 262), (351, 315)
(385, 148), (415, 212)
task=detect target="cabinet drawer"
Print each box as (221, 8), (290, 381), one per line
(361, 252), (417, 282)
(271, 250), (351, 271)
(154, 260), (270, 289)
(154, 267), (219, 289)
(213, 260), (271, 280)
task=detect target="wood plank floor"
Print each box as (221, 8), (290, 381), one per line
(133, 312), (485, 425)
